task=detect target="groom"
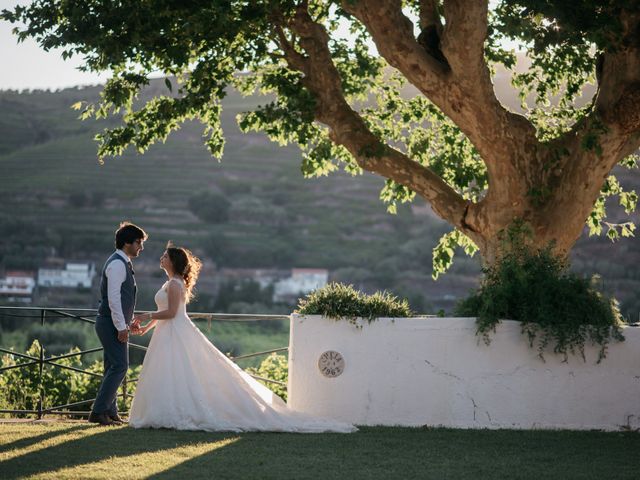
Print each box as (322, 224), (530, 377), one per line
(89, 222), (147, 426)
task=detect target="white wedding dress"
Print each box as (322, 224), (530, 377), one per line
(129, 278), (356, 433)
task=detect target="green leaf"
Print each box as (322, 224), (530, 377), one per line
(432, 230), (478, 279)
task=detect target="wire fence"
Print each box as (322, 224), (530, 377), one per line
(0, 306), (289, 418)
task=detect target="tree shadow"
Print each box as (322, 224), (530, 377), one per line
(0, 425), (239, 480)
(147, 431), (363, 480)
(0, 424), (87, 455)
(3, 425), (639, 479)
(147, 427), (640, 480)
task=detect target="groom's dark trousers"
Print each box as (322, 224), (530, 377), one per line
(93, 317), (128, 415)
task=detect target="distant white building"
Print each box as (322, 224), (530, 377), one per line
(38, 262), (96, 288)
(273, 268), (329, 302)
(0, 271), (36, 303)
(218, 268), (286, 289)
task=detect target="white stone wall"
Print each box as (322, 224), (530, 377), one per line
(287, 314), (640, 430)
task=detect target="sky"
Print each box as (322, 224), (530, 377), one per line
(0, 1), (366, 92)
(0, 1), (516, 92)
(0, 0), (364, 91)
(0, 3), (108, 91)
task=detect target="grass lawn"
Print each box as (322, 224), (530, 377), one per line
(0, 422), (638, 479)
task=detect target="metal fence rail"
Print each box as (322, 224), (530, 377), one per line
(0, 306), (289, 418)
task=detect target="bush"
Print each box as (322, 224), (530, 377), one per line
(246, 353), (288, 401)
(213, 339), (242, 357)
(68, 191), (88, 208)
(25, 322), (89, 356)
(296, 282), (413, 322)
(0, 340), (140, 417)
(455, 244), (625, 363)
(188, 191), (231, 224)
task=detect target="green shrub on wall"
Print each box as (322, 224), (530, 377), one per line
(455, 244), (625, 363)
(296, 283), (413, 322)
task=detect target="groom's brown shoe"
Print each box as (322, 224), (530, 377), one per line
(88, 412), (116, 426)
(109, 414), (126, 424)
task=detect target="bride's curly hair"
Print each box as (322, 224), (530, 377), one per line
(165, 242), (202, 303)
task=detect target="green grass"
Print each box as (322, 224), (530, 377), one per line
(0, 422), (638, 479)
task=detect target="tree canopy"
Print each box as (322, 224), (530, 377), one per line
(3, 0), (639, 276)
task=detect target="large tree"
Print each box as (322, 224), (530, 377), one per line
(4, 0), (639, 275)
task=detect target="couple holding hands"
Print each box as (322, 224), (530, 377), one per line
(89, 222), (355, 433)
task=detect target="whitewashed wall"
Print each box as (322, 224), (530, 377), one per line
(287, 314), (640, 430)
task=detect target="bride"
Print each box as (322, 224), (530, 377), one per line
(128, 243), (355, 433)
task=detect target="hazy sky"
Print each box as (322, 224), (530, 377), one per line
(1, 1), (516, 92)
(1, 2), (108, 91)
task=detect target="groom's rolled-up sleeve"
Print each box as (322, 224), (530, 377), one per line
(105, 261), (127, 331)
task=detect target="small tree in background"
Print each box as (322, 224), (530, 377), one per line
(188, 191), (231, 224)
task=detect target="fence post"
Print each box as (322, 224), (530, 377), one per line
(37, 308), (46, 420)
(122, 339), (129, 412)
(122, 375), (128, 412)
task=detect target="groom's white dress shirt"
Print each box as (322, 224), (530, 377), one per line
(105, 249), (131, 331)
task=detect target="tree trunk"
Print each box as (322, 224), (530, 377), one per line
(464, 142), (629, 267)
(473, 209), (585, 268)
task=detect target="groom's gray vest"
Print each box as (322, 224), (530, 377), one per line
(97, 252), (137, 325)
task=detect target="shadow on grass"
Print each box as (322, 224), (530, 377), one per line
(151, 427), (640, 480)
(0, 424), (87, 455)
(0, 425), (238, 479)
(1, 426), (640, 480)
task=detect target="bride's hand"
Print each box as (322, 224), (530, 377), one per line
(133, 313), (152, 327)
(139, 324), (153, 335)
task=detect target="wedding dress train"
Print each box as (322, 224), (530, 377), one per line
(129, 278), (356, 433)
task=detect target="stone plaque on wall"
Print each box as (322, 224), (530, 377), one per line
(318, 350), (344, 378)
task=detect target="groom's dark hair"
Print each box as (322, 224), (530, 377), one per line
(115, 222), (147, 249)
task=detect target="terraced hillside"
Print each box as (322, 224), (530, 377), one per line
(0, 80), (638, 318)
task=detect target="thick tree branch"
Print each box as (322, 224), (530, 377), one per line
(440, 0), (488, 75)
(417, 0), (446, 65)
(342, 0), (450, 83)
(269, 9), (309, 73)
(273, 24), (308, 73)
(419, 0), (442, 33)
(273, 5), (474, 235)
(544, 10), (640, 249)
(341, 0), (539, 206)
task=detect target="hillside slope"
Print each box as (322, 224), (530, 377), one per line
(0, 80), (638, 317)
